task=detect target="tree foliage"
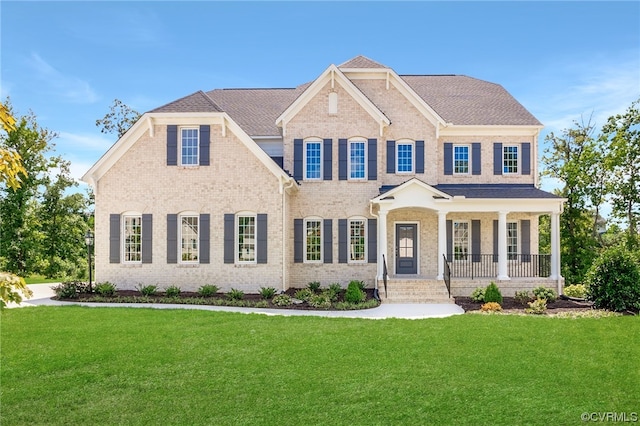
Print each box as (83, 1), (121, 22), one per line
(0, 272), (32, 308)
(95, 99), (141, 138)
(0, 101), (27, 190)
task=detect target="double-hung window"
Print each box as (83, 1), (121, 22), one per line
(349, 218), (366, 263)
(503, 145), (519, 174)
(453, 221), (469, 261)
(396, 141), (414, 173)
(123, 215), (142, 263)
(507, 222), (518, 260)
(304, 140), (322, 180)
(304, 218), (322, 262)
(349, 139), (366, 180)
(180, 215), (199, 262)
(181, 127), (199, 166)
(454, 145), (470, 175)
(237, 215), (256, 263)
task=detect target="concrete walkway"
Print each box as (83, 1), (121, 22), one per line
(8, 284), (465, 319)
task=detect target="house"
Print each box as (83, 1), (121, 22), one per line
(82, 56), (565, 303)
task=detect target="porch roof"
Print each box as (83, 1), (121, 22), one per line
(379, 183), (561, 199)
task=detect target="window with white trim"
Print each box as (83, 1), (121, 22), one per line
(503, 145), (518, 174)
(181, 127), (199, 166)
(304, 218), (322, 262)
(304, 140), (322, 180)
(237, 214), (256, 263)
(349, 139), (366, 180)
(453, 221), (469, 261)
(349, 218), (366, 263)
(507, 222), (518, 260)
(123, 215), (142, 263)
(454, 145), (470, 175)
(180, 215), (199, 262)
(396, 141), (414, 173)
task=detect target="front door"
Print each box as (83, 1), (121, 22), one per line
(396, 224), (417, 274)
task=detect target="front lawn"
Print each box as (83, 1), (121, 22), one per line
(1, 307), (638, 425)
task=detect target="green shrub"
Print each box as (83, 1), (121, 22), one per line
(307, 281), (321, 293)
(52, 281), (88, 299)
(165, 285), (181, 298)
(94, 282), (117, 297)
(272, 294), (292, 307)
(350, 280), (366, 292)
(227, 288), (245, 301)
(532, 286), (557, 303)
(345, 281), (365, 304)
(514, 290), (531, 306)
(137, 284), (158, 297)
(294, 288), (313, 302)
(254, 300), (269, 308)
(483, 282), (502, 304)
(563, 284), (587, 299)
(585, 246), (640, 313)
(308, 293), (331, 309)
(197, 284), (219, 297)
(259, 286), (277, 299)
(470, 287), (485, 303)
(526, 298), (547, 315)
(328, 282), (342, 294)
(335, 299), (379, 310)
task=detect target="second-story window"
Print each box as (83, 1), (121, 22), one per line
(349, 139), (366, 179)
(305, 140), (322, 180)
(503, 145), (519, 174)
(396, 141), (414, 173)
(181, 128), (199, 166)
(454, 145), (470, 175)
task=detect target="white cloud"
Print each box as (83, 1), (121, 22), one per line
(29, 53), (99, 104)
(58, 131), (115, 152)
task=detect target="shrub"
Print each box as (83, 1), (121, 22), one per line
(585, 246), (640, 313)
(307, 281), (321, 293)
(328, 283), (342, 294)
(308, 293), (331, 309)
(137, 284), (158, 297)
(165, 285), (181, 298)
(526, 298), (548, 315)
(272, 294), (292, 307)
(350, 280), (366, 292)
(532, 286), (557, 303)
(345, 281), (365, 304)
(470, 287), (485, 303)
(197, 284), (219, 297)
(480, 302), (502, 312)
(259, 286), (277, 299)
(335, 299), (380, 310)
(563, 284), (587, 299)
(227, 288), (245, 301)
(52, 281), (88, 299)
(254, 300), (269, 308)
(483, 282), (503, 304)
(514, 290), (531, 306)
(0, 272), (32, 308)
(294, 288), (313, 302)
(94, 282), (117, 297)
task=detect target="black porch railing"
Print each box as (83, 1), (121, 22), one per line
(442, 254), (451, 297)
(445, 254), (551, 279)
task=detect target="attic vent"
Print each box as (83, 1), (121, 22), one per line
(328, 91), (338, 114)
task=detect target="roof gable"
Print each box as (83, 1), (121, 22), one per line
(150, 90), (222, 113)
(338, 55), (387, 69)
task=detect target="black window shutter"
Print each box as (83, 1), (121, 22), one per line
(199, 125), (210, 166)
(323, 139), (332, 180)
(223, 214), (234, 264)
(109, 214), (121, 264)
(199, 214), (210, 264)
(493, 143), (503, 175)
(415, 140), (425, 174)
(446, 220), (452, 259)
(167, 125), (178, 166)
(142, 214), (152, 264)
(521, 143), (531, 175)
(323, 219), (332, 263)
(294, 219), (303, 263)
(293, 139), (303, 181)
(257, 214), (268, 264)
(443, 143), (453, 175)
(338, 219), (347, 263)
(521, 220), (531, 262)
(367, 139), (377, 180)
(167, 214), (178, 264)
(338, 139), (347, 180)
(492, 220), (499, 262)
(386, 140), (396, 174)
(472, 143), (482, 175)
(471, 219), (481, 263)
(368, 218), (377, 263)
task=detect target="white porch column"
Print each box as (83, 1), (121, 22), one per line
(437, 211), (447, 280)
(378, 210), (388, 280)
(497, 211), (510, 280)
(550, 212), (561, 282)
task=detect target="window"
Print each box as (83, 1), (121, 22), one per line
(503, 145), (518, 174)
(237, 215), (256, 263)
(305, 140), (322, 180)
(396, 141), (414, 173)
(453, 221), (469, 260)
(349, 140), (366, 179)
(349, 219), (366, 263)
(181, 127), (199, 166)
(507, 222), (518, 260)
(304, 219), (322, 262)
(180, 215), (198, 262)
(454, 145), (470, 175)
(123, 215), (142, 263)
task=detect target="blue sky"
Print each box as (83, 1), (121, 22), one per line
(1, 1), (639, 192)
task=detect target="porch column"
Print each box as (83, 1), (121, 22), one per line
(437, 211), (447, 280)
(497, 211), (510, 280)
(550, 212), (561, 283)
(378, 210), (388, 280)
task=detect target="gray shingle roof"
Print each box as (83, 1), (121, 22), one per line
(379, 184), (560, 199)
(150, 90), (222, 113)
(338, 55), (387, 69)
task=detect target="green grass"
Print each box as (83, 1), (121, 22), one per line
(1, 307), (639, 425)
(22, 275), (62, 285)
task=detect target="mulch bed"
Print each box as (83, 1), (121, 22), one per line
(455, 296), (594, 314)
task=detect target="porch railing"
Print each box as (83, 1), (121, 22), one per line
(445, 254), (551, 279)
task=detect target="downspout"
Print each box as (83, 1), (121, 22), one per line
(369, 201), (381, 301)
(281, 177), (295, 293)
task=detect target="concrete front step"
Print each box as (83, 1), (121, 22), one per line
(379, 279), (455, 304)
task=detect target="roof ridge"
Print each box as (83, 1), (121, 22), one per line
(338, 55), (387, 69)
(197, 90), (223, 111)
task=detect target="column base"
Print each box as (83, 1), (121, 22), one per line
(497, 275), (511, 281)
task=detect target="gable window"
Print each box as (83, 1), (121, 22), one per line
(123, 215), (142, 263)
(305, 140), (322, 180)
(180, 215), (199, 262)
(454, 145), (470, 175)
(503, 145), (518, 174)
(181, 127), (199, 166)
(304, 218), (322, 262)
(349, 218), (367, 263)
(349, 139), (366, 180)
(396, 141), (414, 173)
(453, 221), (469, 261)
(507, 222), (518, 260)
(237, 215), (256, 263)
